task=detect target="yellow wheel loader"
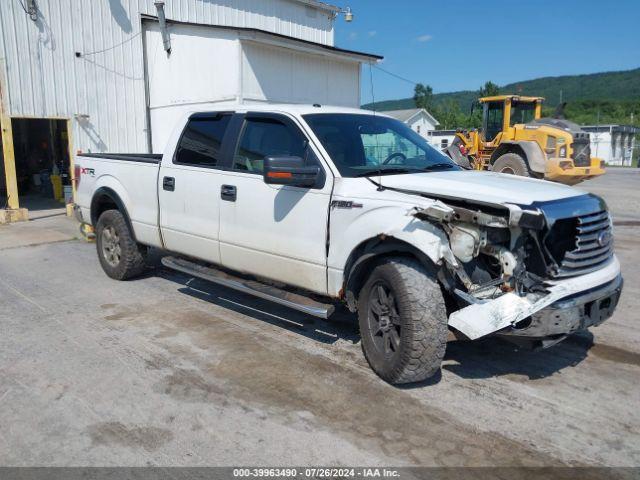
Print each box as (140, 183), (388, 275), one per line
(445, 95), (605, 185)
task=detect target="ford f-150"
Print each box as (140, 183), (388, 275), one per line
(75, 104), (623, 384)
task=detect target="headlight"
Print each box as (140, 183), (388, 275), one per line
(545, 136), (556, 155)
(559, 145), (567, 158)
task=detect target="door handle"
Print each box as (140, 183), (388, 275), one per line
(221, 184), (237, 202)
(163, 176), (175, 191)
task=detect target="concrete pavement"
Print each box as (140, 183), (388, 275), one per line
(0, 169), (638, 467)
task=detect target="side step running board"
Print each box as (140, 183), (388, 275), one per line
(161, 256), (335, 319)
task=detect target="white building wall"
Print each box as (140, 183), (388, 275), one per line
(241, 42), (360, 107)
(145, 23), (363, 152)
(0, 0), (336, 154)
(588, 129), (637, 166)
(426, 132), (456, 151)
(407, 114), (438, 139)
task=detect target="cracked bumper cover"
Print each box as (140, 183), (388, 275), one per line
(448, 256), (622, 340)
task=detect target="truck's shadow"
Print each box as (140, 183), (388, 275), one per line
(442, 333), (593, 381)
(160, 268), (360, 346)
(158, 261), (594, 384)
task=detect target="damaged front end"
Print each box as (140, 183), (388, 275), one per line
(413, 194), (622, 345)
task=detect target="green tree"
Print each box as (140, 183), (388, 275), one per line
(478, 81), (500, 98)
(414, 83), (434, 111)
(434, 99), (463, 129)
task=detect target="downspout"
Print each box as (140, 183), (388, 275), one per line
(154, 1), (172, 54)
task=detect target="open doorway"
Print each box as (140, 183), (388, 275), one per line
(8, 118), (72, 216)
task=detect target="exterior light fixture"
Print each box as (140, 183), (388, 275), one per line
(332, 6), (354, 22)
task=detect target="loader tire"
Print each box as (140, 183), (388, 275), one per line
(492, 153), (531, 177)
(96, 209), (146, 281)
(358, 257), (448, 385)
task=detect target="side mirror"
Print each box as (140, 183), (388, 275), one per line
(263, 156), (321, 188)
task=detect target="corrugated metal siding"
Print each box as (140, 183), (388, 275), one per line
(242, 42), (360, 108)
(0, 0), (335, 153)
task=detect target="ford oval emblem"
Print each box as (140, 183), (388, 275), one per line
(597, 229), (612, 247)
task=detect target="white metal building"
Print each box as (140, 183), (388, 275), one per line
(0, 0), (380, 213)
(425, 130), (456, 151)
(383, 108), (439, 139)
(582, 125), (639, 166)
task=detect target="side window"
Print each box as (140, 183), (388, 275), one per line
(232, 118), (309, 174)
(175, 114), (231, 167)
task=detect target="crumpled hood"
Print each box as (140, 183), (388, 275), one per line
(378, 170), (583, 206)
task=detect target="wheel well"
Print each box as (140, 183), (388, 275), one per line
(343, 236), (439, 312)
(90, 188), (135, 240)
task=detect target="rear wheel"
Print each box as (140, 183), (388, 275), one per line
(492, 152), (531, 177)
(96, 209), (146, 280)
(358, 257), (448, 385)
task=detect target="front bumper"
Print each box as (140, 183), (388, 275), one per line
(448, 256), (622, 340)
(545, 157), (605, 185)
(500, 274), (622, 339)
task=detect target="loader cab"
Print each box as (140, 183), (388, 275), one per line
(480, 95), (544, 143)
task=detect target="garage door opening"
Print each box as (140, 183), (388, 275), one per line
(2, 118), (72, 216)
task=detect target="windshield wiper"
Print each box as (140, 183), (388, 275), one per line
(353, 168), (421, 177)
(422, 163), (455, 171)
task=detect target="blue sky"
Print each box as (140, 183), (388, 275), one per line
(333, 0), (640, 103)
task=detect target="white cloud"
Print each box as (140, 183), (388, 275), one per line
(368, 30), (377, 37)
(416, 34), (433, 42)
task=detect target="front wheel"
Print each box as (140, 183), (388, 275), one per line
(358, 257), (448, 384)
(492, 153), (531, 177)
(95, 209), (147, 280)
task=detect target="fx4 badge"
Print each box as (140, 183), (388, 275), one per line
(331, 200), (363, 210)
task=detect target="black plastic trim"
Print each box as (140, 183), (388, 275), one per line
(78, 153), (161, 164)
(90, 187), (136, 241)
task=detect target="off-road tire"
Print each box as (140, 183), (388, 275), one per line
(96, 209), (146, 280)
(492, 153), (531, 177)
(357, 257), (448, 385)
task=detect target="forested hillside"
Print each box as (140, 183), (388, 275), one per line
(363, 68), (640, 128)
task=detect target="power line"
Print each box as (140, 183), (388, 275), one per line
(77, 31), (142, 57)
(372, 65), (419, 86)
(16, 0), (29, 15)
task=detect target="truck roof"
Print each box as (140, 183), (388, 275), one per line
(183, 103), (381, 117)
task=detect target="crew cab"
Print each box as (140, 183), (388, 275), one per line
(75, 104), (623, 384)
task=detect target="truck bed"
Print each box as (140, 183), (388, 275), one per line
(75, 152), (163, 248)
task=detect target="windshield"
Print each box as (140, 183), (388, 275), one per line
(303, 113), (459, 177)
(510, 101), (536, 126)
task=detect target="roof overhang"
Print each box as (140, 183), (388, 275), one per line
(141, 14), (382, 64)
(292, 0), (340, 12)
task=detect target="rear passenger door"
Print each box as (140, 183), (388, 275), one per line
(217, 113), (332, 294)
(158, 112), (233, 263)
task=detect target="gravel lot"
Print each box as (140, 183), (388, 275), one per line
(0, 169), (638, 467)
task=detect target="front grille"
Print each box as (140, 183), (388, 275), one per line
(554, 210), (613, 278)
(571, 134), (591, 167)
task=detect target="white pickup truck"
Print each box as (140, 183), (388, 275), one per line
(75, 104), (623, 384)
